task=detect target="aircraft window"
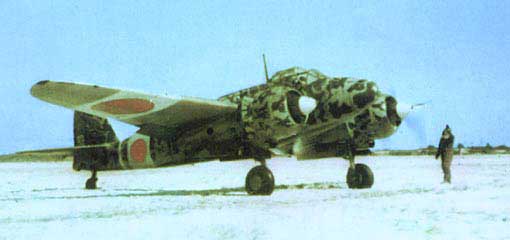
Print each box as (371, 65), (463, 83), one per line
(270, 67), (327, 86)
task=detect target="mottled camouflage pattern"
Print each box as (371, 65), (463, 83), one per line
(219, 67), (391, 153)
(102, 114), (245, 170)
(73, 112), (121, 171)
(72, 67), (401, 170)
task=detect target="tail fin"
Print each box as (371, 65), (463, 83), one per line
(73, 111), (121, 171)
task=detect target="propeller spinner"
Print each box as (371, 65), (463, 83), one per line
(298, 96), (317, 116)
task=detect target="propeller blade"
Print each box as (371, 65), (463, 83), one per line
(403, 113), (428, 146)
(397, 101), (429, 120)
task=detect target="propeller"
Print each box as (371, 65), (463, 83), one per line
(397, 102), (428, 120)
(374, 87), (429, 150)
(404, 111), (428, 144)
(396, 101), (430, 147)
(384, 83), (430, 147)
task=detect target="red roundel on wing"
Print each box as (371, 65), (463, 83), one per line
(91, 98), (155, 115)
(130, 139), (147, 163)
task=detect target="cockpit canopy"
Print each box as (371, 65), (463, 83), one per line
(268, 67), (327, 85)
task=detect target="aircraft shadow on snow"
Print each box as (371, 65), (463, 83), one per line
(7, 182), (344, 201)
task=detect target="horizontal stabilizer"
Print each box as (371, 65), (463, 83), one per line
(16, 143), (116, 155)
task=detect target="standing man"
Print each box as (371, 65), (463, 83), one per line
(435, 125), (455, 183)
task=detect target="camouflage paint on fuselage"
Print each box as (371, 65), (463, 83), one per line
(218, 67), (395, 156)
(50, 67), (403, 171)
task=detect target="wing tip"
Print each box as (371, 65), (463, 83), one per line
(30, 80), (51, 98)
(35, 80), (51, 85)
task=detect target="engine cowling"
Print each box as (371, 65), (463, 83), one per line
(351, 95), (401, 144)
(240, 86), (316, 148)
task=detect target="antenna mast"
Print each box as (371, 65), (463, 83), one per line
(263, 54), (269, 82)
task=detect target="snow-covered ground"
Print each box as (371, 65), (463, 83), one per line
(1, 155), (509, 240)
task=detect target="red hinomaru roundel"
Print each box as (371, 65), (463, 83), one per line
(91, 98), (155, 115)
(130, 139), (147, 163)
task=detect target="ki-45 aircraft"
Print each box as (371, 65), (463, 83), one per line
(29, 58), (416, 195)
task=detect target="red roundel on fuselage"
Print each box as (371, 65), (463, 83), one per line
(91, 98), (155, 115)
(130, 139), (147, 163)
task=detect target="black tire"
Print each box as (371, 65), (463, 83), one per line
(346, 163), (374, 189)
(85, 177), (97, 190)
(245, 166), (275, 195)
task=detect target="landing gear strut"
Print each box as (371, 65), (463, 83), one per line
(344, 140), (374, 189)
(245, 159), (275, 195)
(85, 169), (98, 190)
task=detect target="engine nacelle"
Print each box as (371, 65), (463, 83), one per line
(219, 67), (384, 155)
(240, 86), (311, 148)
(350, 95), (401, 148)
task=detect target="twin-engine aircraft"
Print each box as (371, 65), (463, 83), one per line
(29, 61), (414, 195)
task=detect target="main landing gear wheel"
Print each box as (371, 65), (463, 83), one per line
(85, 169), (98, 190)
(245, 165), (275, 195)
(346, 163), (374, 189)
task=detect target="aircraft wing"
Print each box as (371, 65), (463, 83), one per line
(31, 81), (238, 130)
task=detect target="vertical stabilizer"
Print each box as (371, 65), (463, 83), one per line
(73, 111), (121, 171)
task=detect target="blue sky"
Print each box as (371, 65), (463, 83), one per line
(1, 0), (509, 154)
